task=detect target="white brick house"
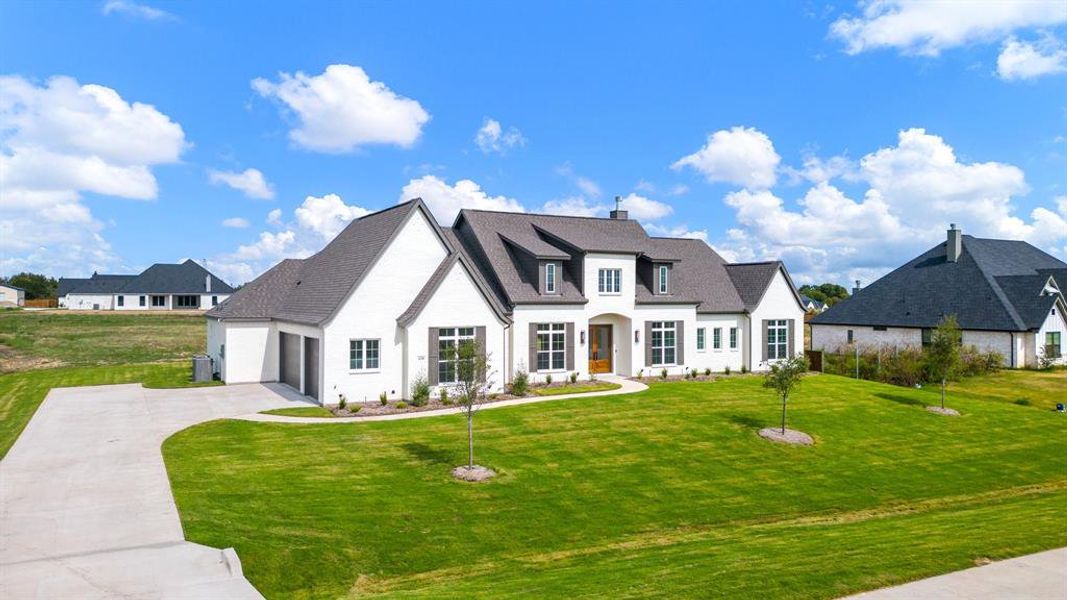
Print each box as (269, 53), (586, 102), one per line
(206, 199), (805, 404)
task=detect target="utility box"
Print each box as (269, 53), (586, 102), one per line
(192, 355), (213, 382)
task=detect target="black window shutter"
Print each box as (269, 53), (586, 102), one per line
(528, 322), (539, 372)
(428, 328), (439, 385)
(475, 326), (487, 382)
(761, 320), (769, 362)
(565, 322), (575, 371)
(675, 321), (685, 364)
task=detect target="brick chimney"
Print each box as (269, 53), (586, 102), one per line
(609, 195), (628, 220)
(947, 223), (961, 263)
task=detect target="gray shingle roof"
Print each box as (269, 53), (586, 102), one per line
(811, 235), (1067, 331)
(724, 262), (785, 311)
(58, 260), (232, 296)
(205, 259), (305, 320)
(635, 238), (746, 312)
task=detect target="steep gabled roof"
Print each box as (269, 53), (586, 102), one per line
(724, 261), (786, 311)
(635, 237), (746, 312)
(812, 235), (1067, 331)
(205, 259), (305, 320)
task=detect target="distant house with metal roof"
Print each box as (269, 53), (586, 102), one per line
(810, 225), (1066, 368)
(205, 197), (806, 403)
(58, 260), (234, 311)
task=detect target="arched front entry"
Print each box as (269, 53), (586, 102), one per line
(587, 313), (632, 376)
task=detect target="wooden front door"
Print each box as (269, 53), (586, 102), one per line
(588, 325), (613, 374)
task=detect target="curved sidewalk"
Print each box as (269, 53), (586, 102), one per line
(235, 375), (648, 424)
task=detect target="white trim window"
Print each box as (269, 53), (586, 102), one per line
(767, 320), (789, 360)
(536, 323), (566, 371)
(651, 321), (677, 366)
(713, 327), (722, 350)
(545, 263), (557, 294)
(350, 339), (380, 371)
(696, 327), (706, 351)
(658, 265), (669, 294)
(598, 268), (621, 294)
(729, 327), (738, 350)
(438, 327), (475, 383)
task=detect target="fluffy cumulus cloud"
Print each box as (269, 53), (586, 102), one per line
(672, 126), (780, 189)
(617, 193), (673, 221)
(645, 223), (709, 242)
(830, 0), (1067, 56)
(540, 196), (606, 217)
(474, 118), (526, 154)
(711, 127), (1067, 284)
(207, 168), (275, 199)
(0, 75), (187, 276)
(997, 35), (1067, 80)
(399, 175), (523, 224)
(209, 194), (371, 284)
(252, 64), (430, 153)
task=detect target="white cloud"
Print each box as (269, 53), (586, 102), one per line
(672, 126), (780, 189)
(101, 0), (174, 21)
(540, 196), (607, 217)
(576, 177), (601, 199)
(209, 193), (370, 284)
(0, 75), (186, 276)
(294, 193), (371, 239)
(714, 127), (1065, 283)
(474, 118), (526, 154)
(617, 193), (673, 221)
(208, 168), (275, 199)
(783, 154), (859, 184)
(997, 35), (1067, 80)
(252, 64), (430, 153)
(645, 223), (709, 242)
(830, 0), (1067, 57)
(399, 175), (523, 224)
(222, 217), (249, 228)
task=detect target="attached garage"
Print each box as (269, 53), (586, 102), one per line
(303, 337), (320, 401)
(279, 332), (301, 392)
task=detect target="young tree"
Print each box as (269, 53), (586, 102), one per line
(925, 315), (962, 410)
(763, 355), (810, 435)
(454, 339), (492, 469)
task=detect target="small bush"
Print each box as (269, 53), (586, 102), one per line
(439, 388), (451, 405)
(351, 405), (361, 413)
(569, 372), (578, 384)
(722, 366), (728, 375)
(337, 394), (347, 410)
(635, 369), (644, 379)
(546, 373), (553, 386)
(395, 401), (408, 409)
(660, 368), (668, 380)
(411, 375), (430, 407)
(379, 391), (388, 406)
(740, 364), (748, 374)
(511, 369), (529, 396)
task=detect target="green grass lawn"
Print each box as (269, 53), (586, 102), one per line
(0, 310), (206, 372)
(532, 381), (622, 396)
(261, 406), (337, 418)
(933, 367), (1066, 411)
(164, 373), (1067, 599)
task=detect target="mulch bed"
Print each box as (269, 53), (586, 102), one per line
(758, 427), (815, 445)
(926, 406), (961, 416)
(451, 465), (496, 482)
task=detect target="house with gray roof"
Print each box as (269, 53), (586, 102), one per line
(206, 198), (805, 403)
(58, 260), (233, 311)
(810, 225), (1067, 368)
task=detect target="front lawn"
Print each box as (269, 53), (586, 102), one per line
(531, 380), (622, 396)
(933, 367), (1066, 411)
(164, 373), (1067, 599)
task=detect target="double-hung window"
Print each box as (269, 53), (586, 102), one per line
(658, 265), (669, 294)
(438, 327), (475, 383)
(139, 295), (146, 307)
(349, 339), (380, 371)
(598, 268), (621, 294)
(545, 263), (557, 294)
(651, 321), (677, 365)
(151, 295), (166, 307)
(117, 296), (124, 307)
(713, 327), (722, 350)
(729, 327), (738, 349)
(1046, 331), (1062, 359)
(536, 323), (566, 371)
(766, 320), (789, 360)
(696, 327), (706, 351)
(212, 295), (219, 306)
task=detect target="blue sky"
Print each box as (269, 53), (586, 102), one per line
(2, 1), (1065, 286)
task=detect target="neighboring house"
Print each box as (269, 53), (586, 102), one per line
(58, 260), (233, 311)
(810, 225), (1067, 368)
(206, 199), (805, 404)
(0, 284), (26, 307)
(799, 294), (826, 313)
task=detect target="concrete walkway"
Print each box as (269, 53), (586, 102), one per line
(843, 547), (1067, 599)
(236, 375), (648, 424)
(0, 382), (310, 599)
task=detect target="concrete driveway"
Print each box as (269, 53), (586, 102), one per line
(0, 381), (309, 599)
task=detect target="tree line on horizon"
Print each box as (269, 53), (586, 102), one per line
(0, 272), (58, 300)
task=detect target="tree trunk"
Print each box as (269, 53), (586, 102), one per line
(781, 392), (788, 435)
(467, 408), (474, 468)
(941, 377), (946, 409)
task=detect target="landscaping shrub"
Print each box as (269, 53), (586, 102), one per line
(337, 394), (347, 411)
(569, 372), (578, 385)
(410, 375), (430, 407)
(721, 366), (728, 376)
(660, 368), (668, 379)
(823, 344), (1005, 389)
(546, 373), (553, 385)
(511, 369), (529, 396)
(740, 364), (748, 374)
(439, 388), (451, 405)
(379, 391), (388, 406)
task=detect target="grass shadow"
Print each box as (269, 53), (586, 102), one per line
(401, 442), (456, 466)
(875, 392), (924, 407)
(728, 414), (766, 429)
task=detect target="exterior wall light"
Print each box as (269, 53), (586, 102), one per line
(634, 329), (640, 343)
